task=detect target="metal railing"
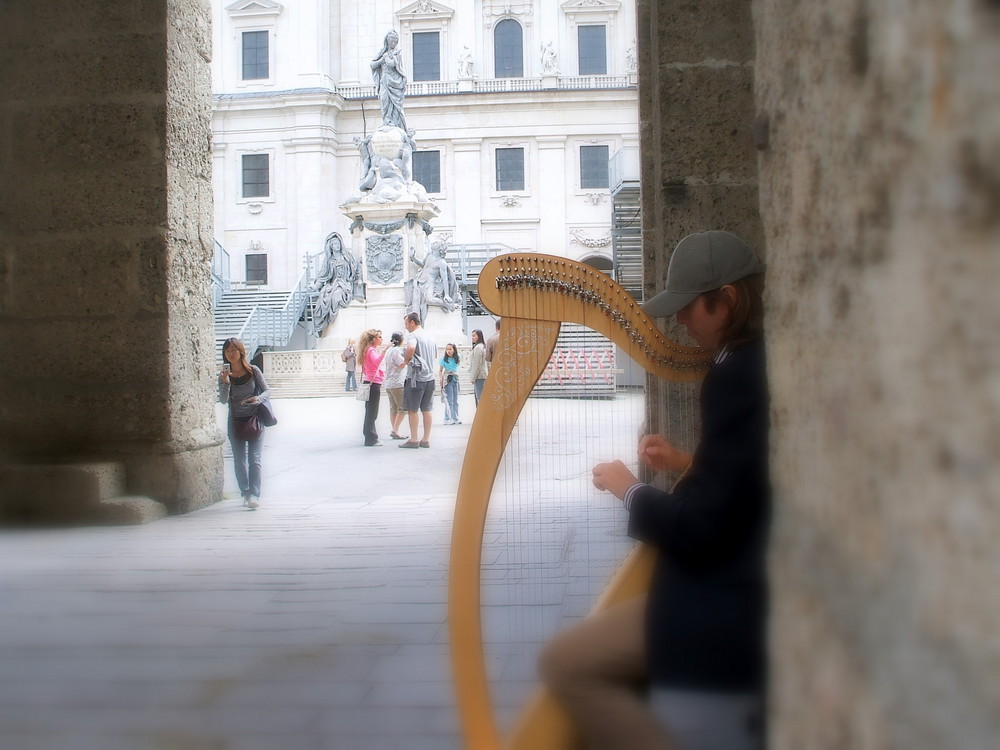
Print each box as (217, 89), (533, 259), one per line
(237, 270), (310, 359)
(211, 240), (231, 310)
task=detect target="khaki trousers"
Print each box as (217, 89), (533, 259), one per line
(538, 595), (674, 750)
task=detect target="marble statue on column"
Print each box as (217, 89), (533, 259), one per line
(342, 30), (432, 207)
(371, 30), (407, 131)
(310, 231), (364, 333)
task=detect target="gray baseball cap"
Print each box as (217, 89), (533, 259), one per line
(642, 230), (764, 318)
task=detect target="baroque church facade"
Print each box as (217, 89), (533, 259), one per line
(211, 0), (639, 293)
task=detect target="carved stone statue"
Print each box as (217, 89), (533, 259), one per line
(541, 41), (559, 75)
(406, 239), (461, 324)
(371, 30), (407, 131)
(458, 45), (474, 78)
(626, 40), (637, 72)
(310, 231), (364, 333)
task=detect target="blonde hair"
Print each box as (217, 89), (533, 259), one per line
(357, 329), (382, 368)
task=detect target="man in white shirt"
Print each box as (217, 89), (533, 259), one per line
(399, 312), (437, 448)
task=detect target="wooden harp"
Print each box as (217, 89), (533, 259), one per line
(448, 254), (713, 749)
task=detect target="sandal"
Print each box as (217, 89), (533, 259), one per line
(419, 441), (430, 448)
(398, 441), (420, 449)
(390, 433), (407, 440)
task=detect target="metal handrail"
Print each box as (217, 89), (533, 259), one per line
(236, 270), (310, 359)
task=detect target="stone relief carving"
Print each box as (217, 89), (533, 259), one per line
(365, 235), (404, 284)
(502, 195), (521, 207)
(583, 192), (609, 205)
(570, 229), (612, 247)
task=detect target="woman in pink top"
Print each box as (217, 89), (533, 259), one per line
(358, 328), (389, 446)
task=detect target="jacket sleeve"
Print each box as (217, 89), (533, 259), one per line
(627, 351), (767, 566)
(218, 378), (230, 405)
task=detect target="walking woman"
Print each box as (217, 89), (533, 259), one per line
(439, 342), (461, 425)
(342, 339), (358, 391)
(218, 337), (271, 510)
(358, 329), (389, 446)
(468, 329), (488, 406)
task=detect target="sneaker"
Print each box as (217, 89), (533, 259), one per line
(366, 440), (383, 447)
(247, 496), (260, 509)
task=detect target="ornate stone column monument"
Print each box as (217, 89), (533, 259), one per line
(335, 29), (463, 342)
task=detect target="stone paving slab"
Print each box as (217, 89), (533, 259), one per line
(0, 394), (643, 747)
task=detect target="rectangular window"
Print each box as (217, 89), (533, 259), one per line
(412, 32), (440, 82)
(242, 31), (269, 80)
(580, 145), (610, 189)
(496, 148), (525, 192)
(578, 25), (607, 75)
(413, 150), (441, 193)
(241, 154), (269, 198)
(245, 253), (268, 285)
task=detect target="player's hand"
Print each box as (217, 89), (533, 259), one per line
(638, 434), (692, 474)
(591, 460), (638, 500)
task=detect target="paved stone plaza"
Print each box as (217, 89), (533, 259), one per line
(0, 392), (642, 749)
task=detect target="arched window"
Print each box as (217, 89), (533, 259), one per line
(494, 19), (523, 78)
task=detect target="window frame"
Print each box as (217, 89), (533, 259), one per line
(241, 30), (270, 81)
(493, 18), (525, 78)
(579, 144), (611, 190)
(494, 146), (526, 193)
(240, 153), (271, 200)
(226, 0), (282, 88)
(413, 149), (443, 195)
(245, 252), (269, 285)
(411, 31), (441, 82)
(577, 24), (608, 76)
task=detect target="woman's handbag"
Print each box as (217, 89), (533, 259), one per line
(256, 397), (277, 427)
(356, 382), (372, 402)
(232, 415), (263, 441)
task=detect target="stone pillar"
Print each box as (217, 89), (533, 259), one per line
(754, 2), (1000, 747)
(0, 0), (222, 518)
(635, 0), (761, 461)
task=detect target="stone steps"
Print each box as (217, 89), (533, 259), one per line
(0, 462), (168, 525)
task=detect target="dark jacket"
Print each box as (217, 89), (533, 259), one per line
(627, 339), (770, 691)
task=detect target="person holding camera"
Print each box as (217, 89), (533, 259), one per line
(218, 337), (271, 509)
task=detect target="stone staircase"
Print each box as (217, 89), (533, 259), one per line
(213, 283), (310, 360)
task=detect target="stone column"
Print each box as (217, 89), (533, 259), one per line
(636, 0), (761, 464)
(0, 0), (221, 519)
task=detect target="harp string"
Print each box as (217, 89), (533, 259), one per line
(485, 287), (646, 735)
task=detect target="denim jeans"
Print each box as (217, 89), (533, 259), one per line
(443, 376), (459, 422)
(229, 430), (263, 497)
(474, 378), (486, 405)
(345, 370), (357, 391)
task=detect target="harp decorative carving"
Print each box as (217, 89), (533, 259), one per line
(449, 254), (712, 749)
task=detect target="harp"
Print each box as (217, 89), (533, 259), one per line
(448, 254), (713, 749)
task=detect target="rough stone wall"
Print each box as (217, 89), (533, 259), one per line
(636, 0), (762, 462)
(754, 1), (1000, 747)
(0, 0), (221, 514)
